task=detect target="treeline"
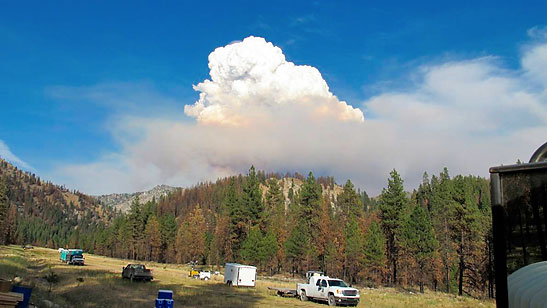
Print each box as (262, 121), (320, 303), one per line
(88, 166), (490, 298)
(0, 159), (492, 298)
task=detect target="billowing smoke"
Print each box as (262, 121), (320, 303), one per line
(55, 35), (547, 195)
(185, 36), (364, 126)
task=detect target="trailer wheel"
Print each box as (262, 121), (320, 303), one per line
(328, 294), (337, 306)
(300, 290), (308, 302)
(227, 280), (232, 286)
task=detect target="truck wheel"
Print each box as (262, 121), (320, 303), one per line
(300, 290), (308, 302)
(328, 294), (337, 306)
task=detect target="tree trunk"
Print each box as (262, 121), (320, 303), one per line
(444, 218), (450, 293)
(393, 258), (397, 285)
(458, 236), (464, 296)
(445, 263), (450, 293)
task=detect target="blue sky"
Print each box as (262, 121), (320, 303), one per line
(1, 1), (546, 194)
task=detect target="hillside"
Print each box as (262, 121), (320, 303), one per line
(95, 184), (178, 213)
(0, 158), (114, 248)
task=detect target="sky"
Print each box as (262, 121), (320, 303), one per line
(1, 1), (546, 195)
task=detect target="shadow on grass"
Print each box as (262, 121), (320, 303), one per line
(176, 282), (263, 308)
(54, 270), (263, 308)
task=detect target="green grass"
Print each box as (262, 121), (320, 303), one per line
(0, 246), (495, 307)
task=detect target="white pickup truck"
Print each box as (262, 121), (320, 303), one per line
(297, 271), (360, 306)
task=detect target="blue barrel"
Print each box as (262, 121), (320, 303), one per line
(155, 298), (165, 308)
(164, 299), (174, 308)
(11, 285), (33, 308)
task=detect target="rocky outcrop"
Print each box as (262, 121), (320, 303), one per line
(94, 185), (178, 213)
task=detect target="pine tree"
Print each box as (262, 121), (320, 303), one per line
(175, 221), (191, 263)
(260, 229), (278, 274)
(430, 168), (457, 293)
(265, 178), (284, 223)
(145, 215), (161, 261)
(159, 213), (177, 263)
(416, 172), (432, 211)
(297, 172), (323, 269)
(378, 169), (408, 285)
(317, 197), (333, 273)
(344, 215), (364, 283)
(265, 178), (287, 273)
(284, 220), (311, 276)
(178, 205), (207, 264)
(240, 226), (263, 265)
(400, 205), (438, 293)
(299, 172), (322, 237)
(241, 166), (264, 229)
(224, 178), (244, 258)
(128, 196), (145, 259)
(242, 166), (264, 229)
(337, 179), (363, 219)
(211, 214), (232, 265)
(362, 220), (386, 286)
(451, 175), (487, 296)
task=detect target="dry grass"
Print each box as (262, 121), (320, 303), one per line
(0, 245), (494, 307)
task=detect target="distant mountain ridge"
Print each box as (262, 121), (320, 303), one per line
(95, 184), (179, 213)
(0, 157), (113, 247)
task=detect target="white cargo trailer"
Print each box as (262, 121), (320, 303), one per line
(224, 263), (257, 287)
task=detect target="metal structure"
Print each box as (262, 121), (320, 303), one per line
(490, 141), (547, 307)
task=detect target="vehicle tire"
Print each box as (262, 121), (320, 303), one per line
(204, 277), (209, 281)
(328, 294), (337, 306)
(300, 290), (308, 302)
(227, 280), (232, 286)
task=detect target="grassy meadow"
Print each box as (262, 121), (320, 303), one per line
(0, 245), (494, 308)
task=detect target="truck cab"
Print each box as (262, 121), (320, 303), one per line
(297, 272), (360, 307)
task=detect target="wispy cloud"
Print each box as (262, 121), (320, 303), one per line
(0, 140), (31, 170)
(527, 25), (547, 40)
(290, 14), (316, 27)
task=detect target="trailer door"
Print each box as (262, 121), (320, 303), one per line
(237, 267), (256, 287)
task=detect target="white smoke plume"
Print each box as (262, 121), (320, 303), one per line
(184, 36), (364, 126)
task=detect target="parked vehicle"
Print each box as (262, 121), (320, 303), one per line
(189, 269), (200, 278)
(199, 271), (211, 280)
(297, 271), (360, 306)
(224, 263), (256, 287)
(59, 249), (85, 265)
(122, 264), (153, 281)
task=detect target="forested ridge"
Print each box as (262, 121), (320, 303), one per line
(0, 159), (493, 298)
(0, 158), (114, 249)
